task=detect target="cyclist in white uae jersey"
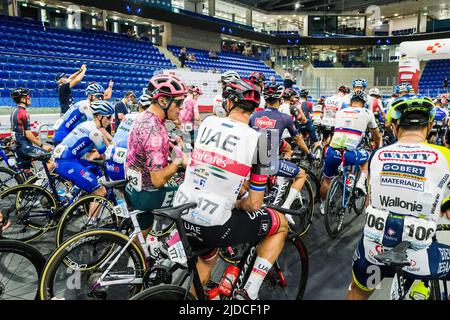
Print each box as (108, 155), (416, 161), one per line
(320, 91), (382, 213)
(172, 78), (288, 300)
(348, 95), (450, 299)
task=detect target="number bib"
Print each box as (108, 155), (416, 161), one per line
(401, 216), (435, 251)
(112, 147), (127, 164)
(182, 123), (193, 132)
(166, 229), (187, 266)
(173, 183), (232, 227)
(126, 168), (143, 192)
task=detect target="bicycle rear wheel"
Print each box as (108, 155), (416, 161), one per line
(0, 239), (46, 300)
(324, 176), (345, 238)
(353, 170), (368, 216)
(0, 167), (23, 193)
(285, 179), (314, 237)
(129, 284), (196, 300)
(259, 234), (309, 300)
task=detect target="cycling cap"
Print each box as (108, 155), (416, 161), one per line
(139, 94), (152, 108)
(283, 88), (299, 99)
(369, 88), (380, 96)
(223, 78), (261, 108)
(350, 91), (369, 103)
(249, 72), (266, 85)
(263, 83), (284, 100)
(387, 95), (435, 125)
(86, 83), (105, 96)
(220, 71), (240, 83)
(352, 79), (368, 88)
(147, 74), (188, 100)
(90, 100), (114, 116)
(11, 88), (31, 103)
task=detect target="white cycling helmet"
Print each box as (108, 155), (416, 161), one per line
(369, 88), (380, 96)
(220, 71), (240, 84)
(139, 94), (152, 108)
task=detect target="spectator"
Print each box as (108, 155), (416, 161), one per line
(222, 43), (228, 51)
(126, 29), (133, 38)
(208, 49), (219, 59)
(180, 47), (187, 68)
(114, 91), (136, 130)
(231, 43), (238, 52)
(188, 53), (196, 62)
(56, 64), (87, 114)
(269, 76), (276, 85)
(270, 55), (276, 69)
(283, 73), (296, 89)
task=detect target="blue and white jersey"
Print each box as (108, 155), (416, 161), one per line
(53, 121), (107, 160)
(53, 100), (93, 142)
(434, 107), (448, 124)
(105, 113), (137, 164)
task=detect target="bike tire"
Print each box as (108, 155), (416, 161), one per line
(0, 185), (58, 242)
(0, 167), (23, 192)
(129, 284), (196, 300)
(0, 239), (46, 300)
(55, 195), (118, 247)
(39, 229), (147, 300)
(285, 179), (315, 237)
(259, 233), (309, 300)
(429, 280), (443, 300)
(324, 176), (345, 238)
(353, 170), (368, 216)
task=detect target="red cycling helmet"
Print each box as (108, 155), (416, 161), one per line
(223, 78), (261, 109)
(190, 85), (203, 96)
(147, 74), (188, 100)
(249, 72), (266, 86)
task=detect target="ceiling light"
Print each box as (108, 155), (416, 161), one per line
(381, 16), (385, 19)
(278, 15), (281, 18)
(295, 3), (300, 9)
(394, 13), (399, 16)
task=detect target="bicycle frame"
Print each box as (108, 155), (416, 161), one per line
(339, 155), (360, 210)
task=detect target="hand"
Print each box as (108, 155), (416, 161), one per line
(307, 152), (317, 161)
(109, 80), (114, 88)
(81, 64), (87, 71)
(0, 211), (11, 232)
(442, 209), (450, 220)
(43, 145), (53, 152)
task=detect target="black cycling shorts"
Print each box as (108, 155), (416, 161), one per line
(15, 144), (47, 169)
(183, 207), (280, 249)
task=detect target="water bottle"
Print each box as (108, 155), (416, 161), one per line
(57, 189), (66, 202)
(218, 265), (240, 297)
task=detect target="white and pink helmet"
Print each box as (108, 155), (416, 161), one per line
(147, 74), (188, 100)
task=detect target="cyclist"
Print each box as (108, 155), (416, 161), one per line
(172, 78), (289, 300)
(249, 83), (309, 225)
(213, 71), (240, 117)
(105, 94), (151, 181)
(249, 71), (266, 111)
(180, 85), (203, 147)
(10, 88), (53, 171)
(125, 74), (188, 237)
(368, 88), (384, 118)
(322, 85), (348, 146)
(320, 91), (382, 213)
(53, 100), (114, 218)
(347, 95), (450, 300)
(297, 89), (320, 148)
(428, 97), (448, 145)
(53, 83), (106, 145)
(342, 79), (368, 107)
(311, 97), (324, 127)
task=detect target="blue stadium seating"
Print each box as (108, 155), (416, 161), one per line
(0, 15), (176, 107)
(418, 59), (450, 97)
(168, 45), (283, 82)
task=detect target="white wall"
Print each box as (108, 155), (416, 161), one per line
(389, 15), (418, 34)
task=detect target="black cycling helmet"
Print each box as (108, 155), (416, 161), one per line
(283, 88), (298, 100)
(338, 85), (347, 94)
(299, 89), (309, 97)
(263, 83), (285, 100)
(11, 88), (31, 103)
(222, 78), (261, 110)
(350, 91), (368, 104)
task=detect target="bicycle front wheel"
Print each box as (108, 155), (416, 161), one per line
(130, 284), (196, 300)
(39, 229), (146, 300)
(259, 234), (309, 300)
(0, 239), (46, 300)
(0, 185), (58, 242)
(324, 176), (345, 238)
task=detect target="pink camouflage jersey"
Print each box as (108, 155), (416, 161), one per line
(179, 97), (199, 127)
(126, 111), (170, 190)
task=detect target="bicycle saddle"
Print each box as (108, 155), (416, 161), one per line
(101, 179), (127, 189)
(29, 152), (52, 162)
(267, 205), (307, 217)
(374, 241), (411, 267)
(152, 203), (197, 221)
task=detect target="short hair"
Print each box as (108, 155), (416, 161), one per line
(234, 100), (256, 113)
(125, 91), (135, 98)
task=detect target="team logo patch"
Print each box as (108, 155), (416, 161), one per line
(254, 116), (276, 129)
(377, 150), (438, 164)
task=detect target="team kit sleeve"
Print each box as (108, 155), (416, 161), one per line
(285, 115), (299, 137)
(367, 110), (378, 129)
(80, 103), (94, 121)
(89, 129), (107, 154)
